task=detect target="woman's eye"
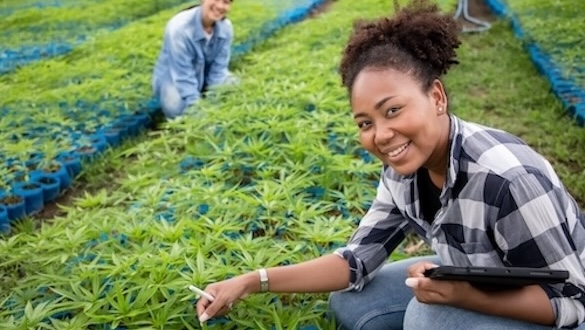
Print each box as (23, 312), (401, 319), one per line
(357, 121), (371, 129)
(385, 107), (400, 117)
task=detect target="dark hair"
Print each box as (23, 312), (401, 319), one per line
(181, 4), (199, 12)
(180, 0), (234, 13)
(339, 0), (461, 93)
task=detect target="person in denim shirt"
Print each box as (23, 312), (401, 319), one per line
(153, 0), (234, 119)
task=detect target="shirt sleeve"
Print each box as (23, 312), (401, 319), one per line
(164, 26), (201, 106)
(334, 172), (411, 291)
(205, 20), (233, 87)
(493, 172), (585, 328)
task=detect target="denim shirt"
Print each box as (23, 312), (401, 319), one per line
(152, 6), (233, 106)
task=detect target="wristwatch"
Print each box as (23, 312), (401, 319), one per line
(258, 268), (269, 292)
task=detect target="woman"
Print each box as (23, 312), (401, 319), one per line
(152, 0), (234, 119)
(194, 0), (585, 328)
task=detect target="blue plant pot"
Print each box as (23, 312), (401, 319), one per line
(111, 123), (130, 140)
(91, 135), (108, 153)
(0, 205), (9, 234)
(33, 176), (61, 203)
(56, 152), (82, 178)
(116, 116), (140, 137)
(33, 162), (71, 191)
(134, 112), (152, 129)
(76, 145), (98, 163)
(0, 194), (26, 221)
(98, 128), (121, 147)
(12, 182), (44, 215)
(144, 98), (160, 116)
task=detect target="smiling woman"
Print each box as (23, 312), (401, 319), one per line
(152, 0), (237, 119)
(192, 0), (585, 329)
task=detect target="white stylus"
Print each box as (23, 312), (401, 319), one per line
(188, 285), (215, 301)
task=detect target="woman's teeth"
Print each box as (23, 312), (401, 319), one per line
(387, 142), (409, 157)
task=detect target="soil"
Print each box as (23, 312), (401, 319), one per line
(44, 162), (62, 173)
(34, 187), (76, 220)
(77, 145), (95, 153)
(0, 195), (23, 205)
(34, 168), (124, 221)
(466, 0), (496, 21)
(38, 177), (56, 184)
(22, 183), (40, 190)
(309, 0), (335, 19)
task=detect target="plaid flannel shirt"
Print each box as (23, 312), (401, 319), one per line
(335, 115), (585, 328)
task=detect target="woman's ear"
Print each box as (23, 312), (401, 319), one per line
(430, 79), (448, 115)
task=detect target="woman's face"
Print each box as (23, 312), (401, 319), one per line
(351, 68), (448, 176)
(201, 0), (232, 23)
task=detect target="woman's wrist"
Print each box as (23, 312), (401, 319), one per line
(242, 270), (262, 295)
(452, 282), (487, 309)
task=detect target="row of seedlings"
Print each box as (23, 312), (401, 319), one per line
(0, 0), (413, 328)
(0, 0), (325, 232)
(484, 0), (585, 125)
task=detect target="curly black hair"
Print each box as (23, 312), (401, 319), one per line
(340, 0), (461, 93)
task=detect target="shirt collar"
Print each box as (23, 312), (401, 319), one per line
(445, 114), (463, 191)
(192, 6), (229, 41)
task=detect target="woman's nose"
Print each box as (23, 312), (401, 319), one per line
(374, 124), (395, 147)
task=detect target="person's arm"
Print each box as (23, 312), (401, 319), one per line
(240, 254), (350, 294)
(461, 285), (554, 325)
(204, 20), (233, 87)
(335, 172), (413, 291)
(482, 172), (585, 327)
(196, 255), (348, 322)
(196, 170), (412, 321)
(164, 26), (201, 106)
(408, 264), (554, 325)
(409, 172), (585, 327)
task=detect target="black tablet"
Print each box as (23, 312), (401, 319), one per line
(424, 266), (569, 289)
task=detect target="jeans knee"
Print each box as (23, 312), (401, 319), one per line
(403, 299), (452, 330)
(158, 83), (185, 119)
(403, 299), (427, 329)
(329, 291), (355, 330)
(330, 291), (401, 330)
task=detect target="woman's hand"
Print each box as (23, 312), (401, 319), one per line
(195, 273), (255, 323)
(405, 261), (475, 307)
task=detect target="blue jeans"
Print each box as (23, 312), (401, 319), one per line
(329, 256), (580, 330)
(153, 78), (186, 119)
(153, 72), (239, 119)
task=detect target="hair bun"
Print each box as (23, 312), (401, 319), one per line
(340, 0), (461, 90)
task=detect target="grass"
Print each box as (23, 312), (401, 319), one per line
(450, 22), (585, 206)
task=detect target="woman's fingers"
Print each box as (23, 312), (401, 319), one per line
(199, 299), (233, 322)
(194, 276), (247, 322)
(195, 296), (212, 318)
(407, 261), (439, 277)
